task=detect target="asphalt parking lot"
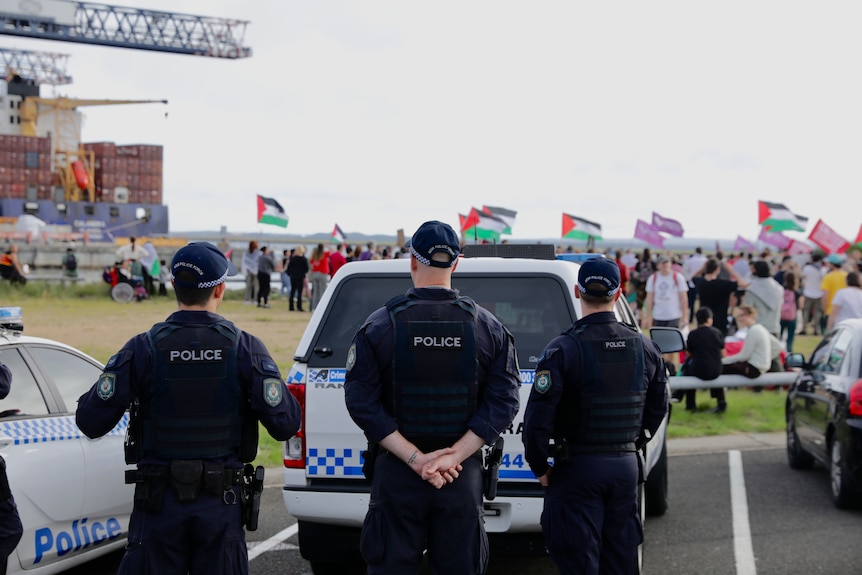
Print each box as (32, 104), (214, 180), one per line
(67, 432), (862, 575)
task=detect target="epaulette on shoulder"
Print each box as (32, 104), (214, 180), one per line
(453, 295), (478, 318)
(385, 293), (415, 315)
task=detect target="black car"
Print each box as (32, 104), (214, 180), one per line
(785, 318), (862, 509)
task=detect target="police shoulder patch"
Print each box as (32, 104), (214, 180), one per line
(97, 372), (116, 400)
(346, 343), (357, 372)
(534, 370), (551, 394)
(263, 378), (283, 407)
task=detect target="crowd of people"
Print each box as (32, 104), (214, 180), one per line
(239, 240), (411, 312)
(604, 245), (862, 413)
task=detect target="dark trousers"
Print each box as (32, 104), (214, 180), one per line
(288, 278), (304, 310)
(257, 272), (271, 305)
(118, 484), (247, 575)
(0, 456), (23, 575)
(542, 452), (641, 575)
(361, 454), (487, 574)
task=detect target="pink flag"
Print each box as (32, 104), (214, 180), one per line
(634, 219), (665, 248)
(787, 240), (812, 255)
(808, 219), (850, 254)
(733, 235), (756, 252)
(758, 227), (791, 249)
(651, 212), (684, 237)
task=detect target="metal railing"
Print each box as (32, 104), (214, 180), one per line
(670, 372), (798, 391)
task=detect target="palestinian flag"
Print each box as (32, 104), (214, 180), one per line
(562, 213), (602, 240)
(332, 223), (346, 244)
(257, 195), (288, 228)
(758, 201), (807, 232)
(482, 206), (517, 234)
(461, 208), (508, 242)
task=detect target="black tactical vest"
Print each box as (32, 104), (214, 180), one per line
(564, 321), (646, 452)
(386, 294), (479, 452)
(141, 320), (243, 459)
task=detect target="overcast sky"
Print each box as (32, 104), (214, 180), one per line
(9, 1), (862, 243)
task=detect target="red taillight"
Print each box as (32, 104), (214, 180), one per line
(284, 383), (306, 468)
(850, 380), (862, 417)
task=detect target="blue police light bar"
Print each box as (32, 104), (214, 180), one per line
(0, 306), (23, 333)
(556, 253), (606, 263)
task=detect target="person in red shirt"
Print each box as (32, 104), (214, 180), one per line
(330, 243), (347, 278)
(310, 244), (331, 312)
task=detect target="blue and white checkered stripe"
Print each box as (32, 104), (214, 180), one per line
(0, 413), (128, 445)
(307, 447), (364, 477)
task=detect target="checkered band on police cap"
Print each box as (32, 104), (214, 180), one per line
(170, 242), (238, 289)
(577, 257), (621, 297)
(408, 220), (461, 268)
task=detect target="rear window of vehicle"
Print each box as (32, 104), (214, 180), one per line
(303, 274), (576, 369)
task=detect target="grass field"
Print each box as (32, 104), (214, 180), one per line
(2, 285), (822, 465)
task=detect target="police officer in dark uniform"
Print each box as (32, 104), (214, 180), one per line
(76, 242), (301, 575)
(344, 220), (521, 575)
(523, 258), (668, 575)
(1, 361), (23, 575)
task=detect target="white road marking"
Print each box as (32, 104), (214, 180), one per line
(729, 450), (756, 575)
(248, 524), (299, 561)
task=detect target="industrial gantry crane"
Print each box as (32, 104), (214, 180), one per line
(0, 0), (249, 204)
(0, 0), (251, 58)
(0, 47), (72, 85)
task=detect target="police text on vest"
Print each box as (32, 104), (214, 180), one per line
(169, 349), (224, 362)
(412, 336), (462, 348)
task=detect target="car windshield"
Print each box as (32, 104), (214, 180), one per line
(305, 272), (634, 370)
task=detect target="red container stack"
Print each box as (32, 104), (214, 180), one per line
(84, 142), (164, 204)
(0, 134), (54, 199)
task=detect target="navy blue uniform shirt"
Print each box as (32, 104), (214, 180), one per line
(76, 310), (301, 463)
(344, 287), (521, 446)
(522, 311), (668, 478)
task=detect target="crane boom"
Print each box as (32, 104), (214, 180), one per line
(0, 48), (72, 85)
(0, 0), (251, 59)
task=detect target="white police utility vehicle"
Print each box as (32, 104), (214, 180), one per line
(0, 307), (132, 575)
(282, 247), (679, 574)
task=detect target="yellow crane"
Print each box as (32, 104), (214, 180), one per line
(19, 96), (168, 202)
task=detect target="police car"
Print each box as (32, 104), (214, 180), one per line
(282, 252), (677, 573)
(0, 307), (132, 575)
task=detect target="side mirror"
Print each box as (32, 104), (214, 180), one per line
(649, 326), (685, 354)
(784, 352), (805, 370)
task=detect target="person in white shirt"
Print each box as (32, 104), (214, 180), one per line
(643, 255), (689, 372)
(800, 253), (825, 335)
(643, 255), (689, 330)
(826, 271), (862, 331)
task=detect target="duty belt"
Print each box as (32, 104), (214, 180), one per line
(125, 461), (243, 507)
